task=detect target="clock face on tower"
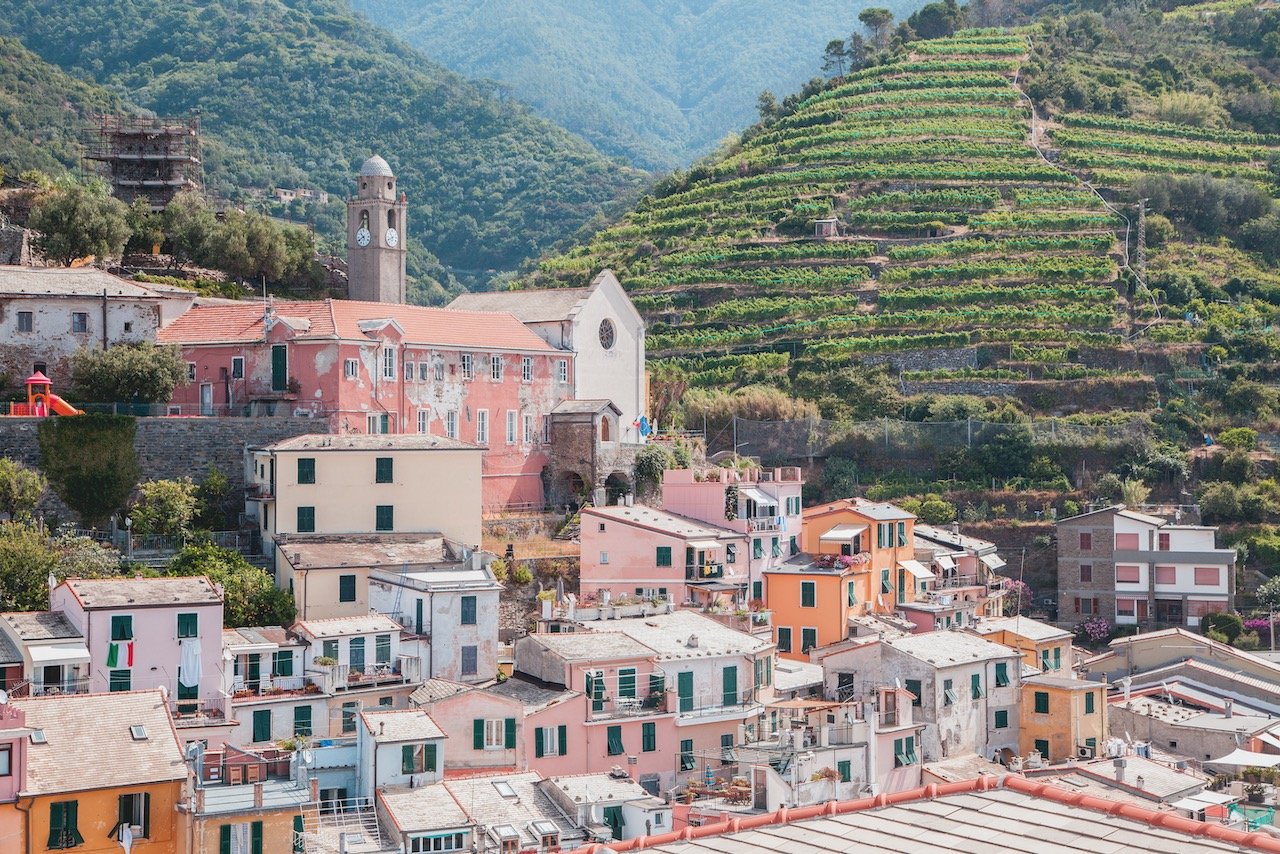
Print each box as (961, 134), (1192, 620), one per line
(355, 227), (371, 247)
(385, 228), (399, 248)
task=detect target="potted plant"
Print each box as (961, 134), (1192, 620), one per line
(1246, 783), (1267, 804)
(314, 656), (338, 667)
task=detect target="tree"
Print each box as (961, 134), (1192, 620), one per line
(124, 197), (164, 255)
(163, 191), (218, 268)
(859, 8), (895, 49)
(1119, 479), (1151, 508)
(129, 478), (198, 541)
(908, 0), (963, 39)
(70, 342), (188, 404)
(1218, 427), (1258, 451)
(29, 179), (130, 266)
(37, 414), (140, 527)
(822, 39), (848, 77)
(634, 444), (675, 499)
(1257, 575), (1280, 608)
(0, 522), (58, 610)
(0, 458), (46, 521)
(1201, 611), (1243, 643)
(756, 90), (781, 123)
(195, 465), (233, 530)
(168, 542), (296, 627)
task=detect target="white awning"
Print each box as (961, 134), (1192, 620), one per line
(225, 642), (276, 654)
(899, 560), (934, 580)
(740, 487), (773, 505)
(820, 524), (868, 542)
(935, 554), (956, 570)
(687, 539), (722, 550)
(29, 644), (90, 665)
(1169, 791), (1238, 811)
(980, 554), (1007, 571)
(1257, 731), (1280, 751)
(1206, 749), (1280, 768)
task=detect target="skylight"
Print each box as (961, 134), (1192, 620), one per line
(492, 781), (517, 799)
(531, 820), (559, 836)
(29, 729), (45, 744)
(492, 824), (519, 839)
(130, 725), (148, 741)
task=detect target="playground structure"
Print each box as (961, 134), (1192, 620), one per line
(7, 373), (83, 417)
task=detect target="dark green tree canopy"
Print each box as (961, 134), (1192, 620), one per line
(37, 414), (140, 527)
(29, 179), (130, 266)
(70, 342), (188, 404)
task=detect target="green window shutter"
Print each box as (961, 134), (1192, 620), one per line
(177, 681), (198, 701)
(765, 655), (772, 686)
(648, 673), (664, 697)
(376, 457), (393, 483)
(1040, 649), (1049, 669)
(322, 639), (338, 660)
(881, 569), (891, 594)
(48, 801), (64, 849)
(753, 539), (763, 559)
(1085, 690), (1096, 714)
(461, 596), (477, 625)
(376, 505), (394, 531)
(558, 725), (568, 756)
(402, 744), (416, 774)
(677, 671), (694, 712)
(1034, 691), (1050, 714)
(1035, 738), (1049, 758)
(426, 743), (437, 772)
(607, 725), (624, 756)
(375, 634), (391, 664)
(679, 739), (694, 771)
(535, 727), (545, 758)
(800, 581), (815, 608)
(838, 760), (851, 782)
(504, 717), (517, 749)
(220, 825), (232, 854)
(971, 672), (984, 699)
(656, 546), (671, 567)
(642, 722), (656, 752)
(109, 669), (132, 692)
(338, 575), (356, 602)
(274, 651), (294, 677)
(111, 615), (132, 641)
(752, 580), (762, 600)
(847, 581), (857, 607)
(722, 665), (737, 706)
(293, 816), (304, 853)
(253, 709), (272, 742)
(297, 457), (315, 484)
(619, 668), (636, 698)
(995, 709), (1009, 729)
(297, 506), (315, 532)
(802, 628), (817, 652)
(252, 820), (264, 854)
(271, 344), (287, 391)
(995, 662), (1008, 687)
(905, 679), (922, 706)
(777, 627), (791, 653)
(177, 612), (198, 638)
(473, 718), (485, 750)
(1053, 647), (1061, 670)
(293, 705), (311, 736)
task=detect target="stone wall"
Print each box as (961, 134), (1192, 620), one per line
(861, 347), (979, 373)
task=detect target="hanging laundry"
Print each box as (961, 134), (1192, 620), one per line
(106, 641), (135, 668)
(178, 638), (202, 688)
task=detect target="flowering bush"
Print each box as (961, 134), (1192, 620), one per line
(1077, 615), (1111, 644)
(1001, 579), (1032, 615)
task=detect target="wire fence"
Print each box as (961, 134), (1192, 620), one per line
(726, 415), (1152, 460)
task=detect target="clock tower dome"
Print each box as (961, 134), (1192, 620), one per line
(346, 154), (408, 304)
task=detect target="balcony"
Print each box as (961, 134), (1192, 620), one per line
(231, 675), (312, 701)
(30, 677), (90, 696)
(746, 518), (781, 533)
(675, 688), (764, 726)
(170, 697), (230, 728)
(590, 691), (670, 720)
(313, 659), (420, 692)
(686, 563), (726, 580)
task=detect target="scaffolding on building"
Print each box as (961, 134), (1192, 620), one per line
(83, 114), (202, 210)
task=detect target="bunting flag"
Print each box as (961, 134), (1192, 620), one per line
(106, 641), (135, 668)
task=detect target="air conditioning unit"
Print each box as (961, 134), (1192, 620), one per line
(1078, 745), (1095, 759)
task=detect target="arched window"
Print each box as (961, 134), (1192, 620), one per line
(388, 210), (396, 229)
(600, 417), (611, 442)
(360, 210), (369, 229)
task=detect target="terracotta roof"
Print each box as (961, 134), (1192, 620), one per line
(158, 298), (558, 353)
(14, 690), (186, 795)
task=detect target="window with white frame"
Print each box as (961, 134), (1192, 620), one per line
(404, 361), (415, 381)
(417, 410), (428, 434)
(556, 359), (568, 383)
(523, 413), (534, 444)
(461, 354), (473, 379)
(491, 355), (503, 381)
(367, 414), (381, 434)
(231, 356), (244, 379)
(600, 551), (609, 564)
(434, 361), (444, 381)
(476, 410), (488, 445)
(446, 410), (458, 439)
(187, 363), (196, 382)
(483, 719), (505, 749)
(506, 410), (516, 444)
(344, 358), (358, 379)
(409, 833), (465, 853)
(382, 347), (395, 380)
(419, 362), (429, 381)
(521, 356), (533, 382)
(542, 418), (551, 444)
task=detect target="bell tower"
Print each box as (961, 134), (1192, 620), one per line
(346, 154), (408, 303)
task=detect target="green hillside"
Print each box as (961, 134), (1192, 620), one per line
(0, 0), (646, 275)
(531, 11), (1280, 421)
(351, 0), (918, 171)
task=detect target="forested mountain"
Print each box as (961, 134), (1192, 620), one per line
(530, 1), (1280, 432)
(0, 0), (646, 276)
(352, 0), (919, 170)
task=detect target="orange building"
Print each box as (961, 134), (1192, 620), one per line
(4, 690), (187, 854)
(972, 616), (1074, 674)
(801, 499), (924, 611)
(1020, 674), (1108, 763)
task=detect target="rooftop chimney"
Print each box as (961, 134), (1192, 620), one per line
(686, 635), (699, 649)
(1224, 698), (1233, 719)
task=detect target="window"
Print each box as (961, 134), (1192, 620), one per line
(994, 709), (1009, 729)
(800, 581), (816, 608)
(1079, 531), (1092, 551)
(0, 745), (9, 776)
(71, 312), (88, 333)
(838, 760), (851, 782)
(1117, 598), (1136, 617)
(995, 662), (1009, 687)
(375, 634), (391, 665)
(970, 672), (984, 699)
(253, 709), (272, 742)
(1034, 739), (1049, 758)
(118, 792), (151, 838)
(382, 347), (395, 380)
(642, 721), (657, 752)
(1075, 597), (1099, 615)
(556, 359), (568, 383)
(905, 678), (922, 706)
(506, 410), (516, 444)
(943, 678), (957, 705)
(16, 311), (32, 332)
(188, 362), (197, 382)
(490, 355), (503, 381)
(655, 546), (672, 567)
(535, 725), (568, 758)
(1155, 565), (1177, 585)
(461, 596), (477, 626)
(404, 361), (415, 382)
(420, 362), (431, 381)
(1079, 564), (1092, 583)
(445, 410), (458, 439)
(375, 457), (393, 483)
(274, 650), (293, 677)
(461, 645), (477, 676)
(720, 732), (734, 764)
(1052, 647), (1061, 670)
(376, 505), (394, 531)
(881, 569), (892, 595)
(418, 409), (428, 434)
(301, 715), (334, 754)
(339, 701), (358, 734)
(726, 544), (736, 564)
(753, 539), (763, 559)
(367, 413), (381, 434)
(461, 354), (473, 379)
(177, 613), (198, 639)
(1116, 565), (1140, 583)
(1115, 532), (1139, 550)
(897, 521), (907, 547)
(790, 535), (798, 556)
(476, 409), (488, 445)
(893, 736), (917, 767)
(111, 615), (133, 641)
(771, 537), (781, 558)
(296, 506), (315, 533)
(401, 743), (438, 774)
(297, 457), (316, 484)
(322, 639), (338, 660)
(801, 627), (817, 653)
(599, 551), (609, 565)
(110, 668), (132, 692)
(523, 413), (534, 444)
(338, 575), (356, 602)
(1085, 690), (1096, 715)
(607, 724), (625, 755)
(543, 418), (551, 444)
(679, 739), (695, 771)
(231, 356), (244, 379)
(49, 801), (85, 849)
(344, 358), (358, 379)
(1195, 566), (1221, 586)
(1034, 691), (1050, 714)
(521, 356), (533, 382)
(776, 626), (791, 653)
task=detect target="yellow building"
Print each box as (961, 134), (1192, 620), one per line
(182, 744), (313, 854)
(5, 690), (187, 854)
(1020, 674), (1108, 763)
(972, 616), (1074, 674)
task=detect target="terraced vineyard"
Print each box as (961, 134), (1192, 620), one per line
(533, 30), (1148, 406)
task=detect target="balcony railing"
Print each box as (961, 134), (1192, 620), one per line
(30, 677), (90, 696)
(311, 659), (420, 691)
(746, 518), (782, 533)
(170, 697), (228, 727)
(686, 563), (726, 580)
(590, 692), (669, 720)
(676, 688), (762, 720)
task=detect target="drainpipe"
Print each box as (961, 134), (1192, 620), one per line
(101, 289), (108, 351)
(15, 794), (33, 854)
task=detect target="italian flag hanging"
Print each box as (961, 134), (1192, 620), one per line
(106, 641), (134, 668)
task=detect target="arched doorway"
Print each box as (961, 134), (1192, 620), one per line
(600, 416), (612, 442)
(604, 472), (631, 505)
(560, 471), (587, 504)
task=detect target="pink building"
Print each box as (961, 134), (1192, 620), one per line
(49, 577), (227, 725)
(578, 505), (747, 606)
(157, 299), (574, 507)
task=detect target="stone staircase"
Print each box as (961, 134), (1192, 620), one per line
(299, 799), (396, 854)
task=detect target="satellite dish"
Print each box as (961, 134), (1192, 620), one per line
(0, 689), (8, 705)
(302, 749), (314, 765)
